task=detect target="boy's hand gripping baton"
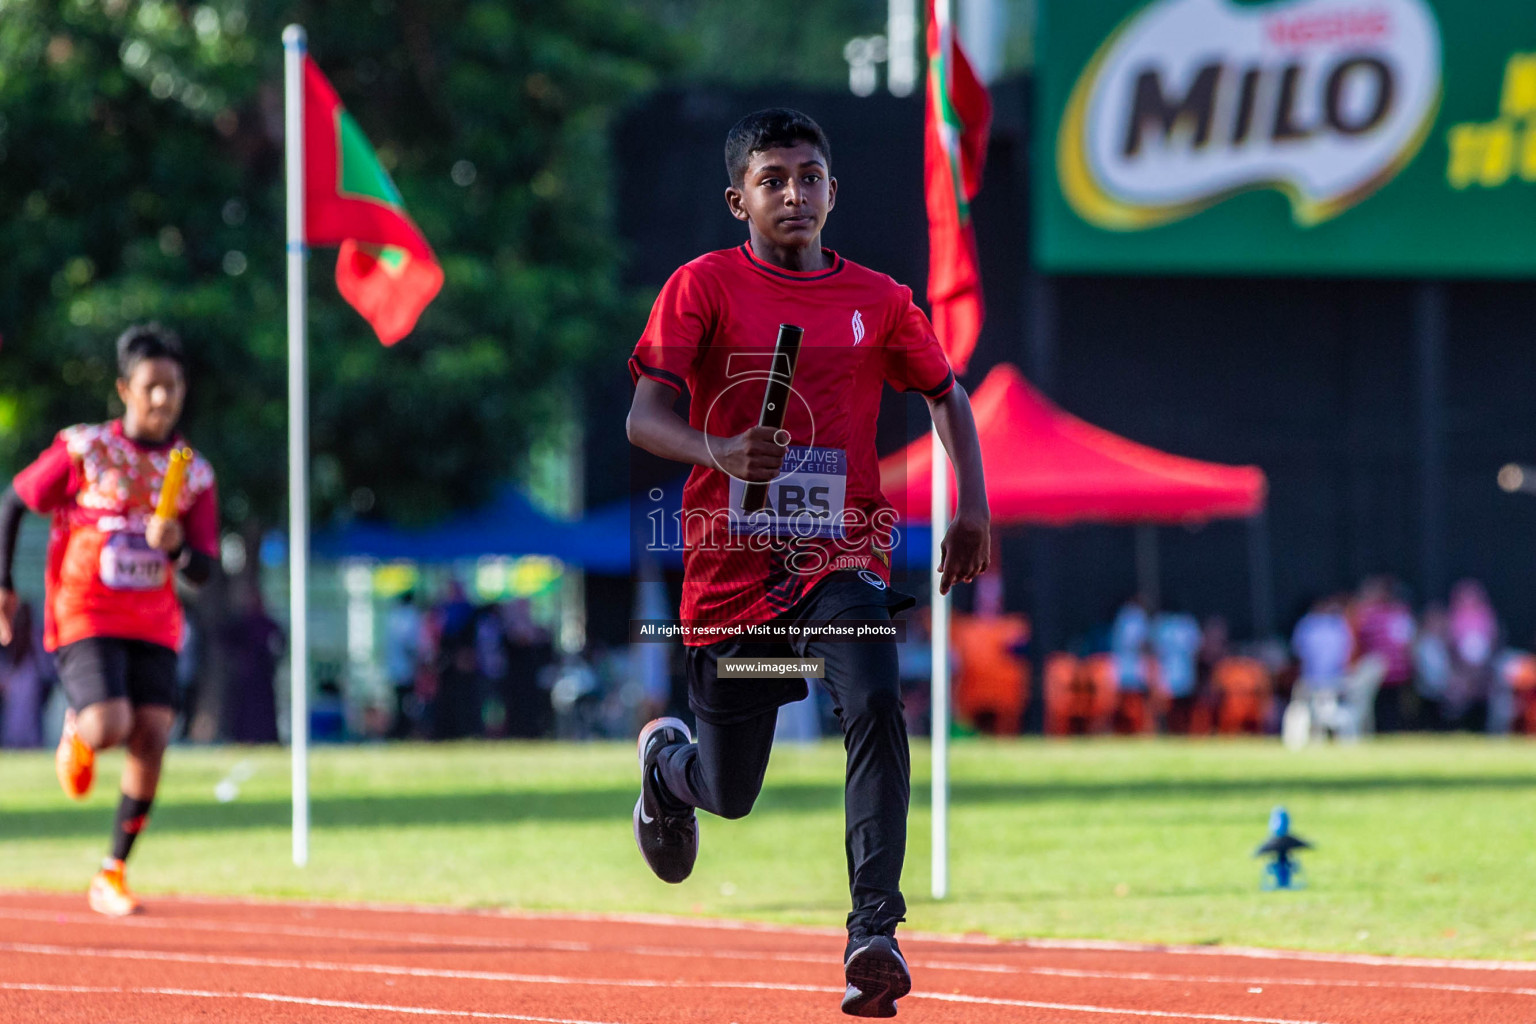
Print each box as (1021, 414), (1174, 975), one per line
(740, 323), (804, 514)
(154, 447), (193, 520)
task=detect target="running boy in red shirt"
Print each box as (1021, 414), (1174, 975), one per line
(627, 109), (989, 1017)
(0, 325), (218, 916)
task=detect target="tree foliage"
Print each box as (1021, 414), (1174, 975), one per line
(632, 1), (1036, 90)
(633, 0), (888, 90)
(0, 0), (672, 528)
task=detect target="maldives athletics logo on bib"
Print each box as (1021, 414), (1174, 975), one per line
(1058, 0), (1442, 230)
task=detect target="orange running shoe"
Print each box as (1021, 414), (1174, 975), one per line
(55, 709), (95, 801)
(88, 860), (142, 917)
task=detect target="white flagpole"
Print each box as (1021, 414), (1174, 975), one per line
(282, 24), (311, 869)
(930, 426), (949, 900)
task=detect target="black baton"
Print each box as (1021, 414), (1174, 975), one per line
(741, 323), (804, 514)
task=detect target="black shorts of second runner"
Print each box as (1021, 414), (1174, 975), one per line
(686, 570), (915, 725)
(54, 636), (179, 711)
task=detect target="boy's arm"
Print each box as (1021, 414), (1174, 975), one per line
(925, 383), (990, 595)
(626, 377), (786, 483)
(0, 438), (77, 644)
(172, 478), (220, 587)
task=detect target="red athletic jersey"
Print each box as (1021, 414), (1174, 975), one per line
(629, 244), (954, 643)
(12, 420), (218, 652)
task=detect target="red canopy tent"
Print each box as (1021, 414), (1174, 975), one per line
(880, 363), (1267, 525)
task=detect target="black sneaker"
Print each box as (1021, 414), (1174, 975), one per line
(841, 933), (911, 1017)
(632, 717), (698, 884)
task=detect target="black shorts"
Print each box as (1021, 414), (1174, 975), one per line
(685, 570), (914, 726)
(54, 637), (179, 711)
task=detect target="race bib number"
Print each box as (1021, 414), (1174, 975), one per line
(728, 446), (847, 540)
(99, 532), (168, 591)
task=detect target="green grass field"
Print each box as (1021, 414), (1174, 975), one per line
(2, 737), (1533, 960)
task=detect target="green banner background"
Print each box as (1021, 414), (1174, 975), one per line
(1035, 0), (1536, 276)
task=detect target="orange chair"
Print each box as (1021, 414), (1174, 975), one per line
(1187, 685), (1217, 736)
(1148, 660), (1173, 724)
(1112, 656), (1169, 735)
(1044, 654), (1084, 735)
(1211, 657), (1273, 734)
(1046, 653), (1112, 736)
(1082, 654), (1121, 734)
(951, 614), (1031, 735)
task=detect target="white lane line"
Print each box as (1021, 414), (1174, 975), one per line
(1010, 938), (1536, 974)
(0, 982), (624, 1023)
(0, 908), (817, 969)
(0, 944), (1348, 1024)
(2, 941), (683, 986)
(8, 938), (1535, 1000)
(0, 888), (851, 937)
(55, 892), (1535, 974)
(686, 980), (1346, 1024)
(0, 907), (594, 953)
(2, 911), (1532, 1000)
(6, 890), (1534, 976)
(0, 907), (831, 968)
(919, 961), (1536, 998)
(127, 891), (853, 936)
(916, 990), (1339, 1024)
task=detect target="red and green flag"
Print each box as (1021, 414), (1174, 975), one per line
(302, 57), (442, 346)
(924, 0), (991, 375)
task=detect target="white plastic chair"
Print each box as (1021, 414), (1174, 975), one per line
(1337, 654), (1387, 740)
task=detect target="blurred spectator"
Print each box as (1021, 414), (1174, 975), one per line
(431, 580), (483, 739)
(550, 648), (600, 739)
(630, 578), (673, 724)
(500, 598), (554, 738)
(1190, 615), (1231, 734)
(0, 602), (51, 748)
(175, 615), (202, 739)
(1289, 595), (1354, 741)
(1110, 596), (1155, 733)
(1349, 577), (1416, 733)
(475, 601), (510, 731)
(592, 641), (645, 738)
(221, 579), (283, 743)
(1292, 596), (1353, 691)
(1110, 595), (1151, 695)
(384, 591), (424, 739)
(1151, 605), (1201, 733)
(897, 608), (934, 735)
(1446, 579), (1498, 731)
(775, 689), (822, 742)
(1413, 604), (1453, 729)
(1197, 615), (1230, 683)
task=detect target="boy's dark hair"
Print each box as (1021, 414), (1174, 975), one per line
(724, 108), (832, 189)
(116, 323), (186, 379)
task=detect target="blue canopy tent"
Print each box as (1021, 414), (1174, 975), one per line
(313, 478), (934, 576)
(576, 478), (687, 575)
(312, 487), (581, 563)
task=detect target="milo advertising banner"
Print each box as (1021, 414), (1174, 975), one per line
(1036, 0), (1536, 275)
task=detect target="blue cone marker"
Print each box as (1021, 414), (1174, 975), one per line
(1255, 805), (1311, 890)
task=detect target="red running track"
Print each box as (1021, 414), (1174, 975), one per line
(0, 890), (1532, 1023)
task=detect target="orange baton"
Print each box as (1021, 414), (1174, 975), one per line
(154, 447), (193, 520)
